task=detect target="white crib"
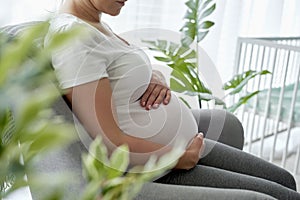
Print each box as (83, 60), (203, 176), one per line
(233, 36), (300, 175)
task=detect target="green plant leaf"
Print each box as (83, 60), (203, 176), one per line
(26, 123), (75, 158)
(188, 66), (212, 94)
(170, 70), (195, 92)
(181, 36), (194, 47)
(170, 78), (187, 93)
(202, 0), (214, 10)
(185, 0), (198, 10)
(227, 90), (260, 113)
(199, 21), (215, 29)
(179, 97), (192, 108)
(223, 70), (271, 95)
(80, 181), (101, 200)
(183, 10), (195, 21)
(180, 0), (215, 45)
(89, 137), (110, 167)
(121, 180), (145, 200)
(170, 68), (212, 96)
(168, 42), (180, 54)
(0, 26), (44, 85)
(182, 50), (197, 60)
(142, 40), (197, 75)
(223, 70), (256, 90)
(82, 154), (100, 182)
(198, 93), (226, 106)
(200, 3), (216, 19)
(108, 145), (129, 179)
(0, 109), (14, 146)
(153, 56), (172, 62)
(156, 39), (168, 50)
(197, 31), (209, 43)
(13, 86), (59, 133)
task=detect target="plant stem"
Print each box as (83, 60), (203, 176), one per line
(198, 95), (202, 108)
(196, 26), (202, 109)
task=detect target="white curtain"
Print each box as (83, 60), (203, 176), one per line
(1, 0), (300, 82)
(102, 0), (186, 33)
(104, 0), (300, 82)
(0, 0), (60, 25)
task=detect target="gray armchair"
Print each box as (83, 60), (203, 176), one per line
(1, 22), (275, 200)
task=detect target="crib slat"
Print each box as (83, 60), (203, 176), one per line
(240, 43), (253, 124)
(281, 60), (300, 167)
(246, 44), (255, 152)
(270, 50), (290, 163)
(248, 46), (264, 152)
(259, 48), (277, 158)
(294, 146), (300, 174)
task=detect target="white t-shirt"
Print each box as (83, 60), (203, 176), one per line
(46, 13), (198, 148)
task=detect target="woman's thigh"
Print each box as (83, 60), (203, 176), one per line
(136, 182), (276, 200)
(191, 109), (244, 149)
(199, 139), (297, 191)
(155, 164), (299, 200)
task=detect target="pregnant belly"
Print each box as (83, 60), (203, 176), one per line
(116, 92), (198, 148)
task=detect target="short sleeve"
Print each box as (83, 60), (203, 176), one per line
(45, 20), (109, 89)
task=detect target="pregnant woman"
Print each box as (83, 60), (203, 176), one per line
(45, 0), (300, 199)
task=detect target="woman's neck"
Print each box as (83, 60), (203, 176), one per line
(60, 0), (102, 23)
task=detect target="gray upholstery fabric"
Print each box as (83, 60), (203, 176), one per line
(29, 95), (88, 200)
(0, 21), (45, 49)
(1, 22), (276, 200)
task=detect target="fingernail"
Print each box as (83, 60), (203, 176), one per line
(142, 102), (146, 106)
(147, 105), (152, 110)
(152, 104), (159, 109)
(198, 132), (204, 138)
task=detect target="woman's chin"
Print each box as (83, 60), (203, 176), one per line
(106, 9), (122, 16)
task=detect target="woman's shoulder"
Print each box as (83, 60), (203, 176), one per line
(46, 13), (108, 48)
(48, 13), (88, 33)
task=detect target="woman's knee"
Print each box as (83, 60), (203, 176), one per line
(192, 109), (245, 150)
(221, 111), (245, 149)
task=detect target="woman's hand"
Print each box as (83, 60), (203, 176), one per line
(140, 70), (171, 110)
(174, 133), (205, 170)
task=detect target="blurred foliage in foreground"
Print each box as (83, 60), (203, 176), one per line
(0, 22), (183, 200)
(0, 22), (78, 199)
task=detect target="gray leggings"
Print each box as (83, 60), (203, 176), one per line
(155, 109), (300, 200)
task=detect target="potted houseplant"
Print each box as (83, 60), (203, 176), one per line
(143, 0), (270, 113)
